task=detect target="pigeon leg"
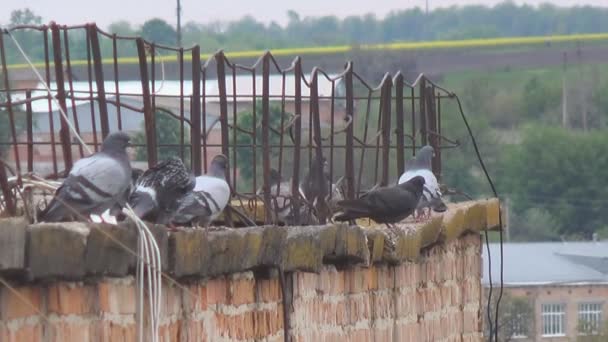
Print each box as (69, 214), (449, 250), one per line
(166, 223), (179, 232)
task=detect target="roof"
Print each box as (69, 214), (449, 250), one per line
(27, 96), (219, 133)
(12, 74), (339, 113)
(482, 241), (608, 286)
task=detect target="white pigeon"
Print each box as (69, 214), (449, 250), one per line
(38, 132), (132, 222)
(398, 145), (447, 220)
(172, 155), (231, 228)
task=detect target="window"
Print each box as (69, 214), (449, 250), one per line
(542, 303), (566, 337)
(578, 303), (603, 335)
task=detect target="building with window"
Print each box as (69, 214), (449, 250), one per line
(483, 241), (608, 341)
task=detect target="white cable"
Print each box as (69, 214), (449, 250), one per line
(152, 50), (165, 95)
(6, 29), (162, 342)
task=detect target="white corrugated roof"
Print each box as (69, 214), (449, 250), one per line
(12, 74), (339, 113)
(483, 241), (608, 286)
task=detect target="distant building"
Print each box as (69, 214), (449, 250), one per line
(483, 242), (608, 341)
(4, 75), (344, 174)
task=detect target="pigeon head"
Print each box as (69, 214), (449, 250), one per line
(413, 145), (434, 169)
(101, 132), (131, 153)
(269, 168), (282, 185)
(409, 175), (426, 188)
(209, 154), (229, 178)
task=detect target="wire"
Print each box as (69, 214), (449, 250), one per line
(452, 94), (504, 342)
(4, 28), (163, 342)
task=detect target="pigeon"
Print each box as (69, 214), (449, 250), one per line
(258, 168), (317, 224)
(300, 156), (330, 207)
(398, 145), (448, 221)
(172, 155), (231, 227)
(128, 156), (195, 225)
(38, 131), (132, 222)
(108, 168), (146, 221)
(333, 176), (425, 228)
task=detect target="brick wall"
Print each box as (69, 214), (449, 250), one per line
(0, 199), (499, 341)
(0, 233), (482, 342)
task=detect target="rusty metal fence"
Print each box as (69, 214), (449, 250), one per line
(0, 23), (459, 225)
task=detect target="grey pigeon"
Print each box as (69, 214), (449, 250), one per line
(334, 176), (425, 228)
(128, 156), (195, 225)
(110, 168), (145, 220)
(258, 169), (310, 224)
(172, 155), (231, 227)
(38, 132), (132, 222)
(398, 145), (447, 220)
(300, 156), (330, 207)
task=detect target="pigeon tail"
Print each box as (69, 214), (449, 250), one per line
(431, 198), (448, 213)
(38, 199), (67, 222)
(334, 199), (372, 221)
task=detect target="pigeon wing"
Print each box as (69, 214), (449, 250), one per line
(40, 154), (130, 221)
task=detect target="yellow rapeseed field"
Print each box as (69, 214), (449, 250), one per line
(7, 32), (608, 70)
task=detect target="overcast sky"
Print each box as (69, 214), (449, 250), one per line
(2, 0), (607, 29)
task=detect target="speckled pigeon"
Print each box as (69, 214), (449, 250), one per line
(128, 156), (195, 224)
(38, 131), (132, 222)
(172, 155), (231, 227)
(334, 175), (425, 228)
(398, 145), (447, 220)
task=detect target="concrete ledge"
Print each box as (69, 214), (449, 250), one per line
(0, 199), (499, 281)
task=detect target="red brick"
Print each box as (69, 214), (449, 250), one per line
(372, 326), (393, 341)
(348, 328), (371, 342)
(206, 278), (228, 305)
(98, 281), (136, 314)
(49, 321), (93, 341)
(0, 286), (43, 320)
(47, 283), (94, 315)
(463, 309), (480, 333)
(184, 320), (206, 342)
(346, 295), (371, 324)
(370, 292), (393, 320)
(375, 265), (394, 290)
(294, 272), (318, 298)
(159, 322), (179, 342)
(396, 322), (418, 342)
(345, 267), (371, 293)
(256, 277), (281, 303)
(317, 267), (344, 295)
(230, 276), (255, 305)
(0, 324), (9, 342)
(161, 284), (182, 317)
(100, 322), (136, 342)
(10, 324), (43, 342)
(253, 309), (282, 338)
(184, 284), (207, 313)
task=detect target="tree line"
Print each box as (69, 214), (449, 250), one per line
(5, 2), (608, 61)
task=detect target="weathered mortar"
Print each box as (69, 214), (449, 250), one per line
(0, 198), (499, 341)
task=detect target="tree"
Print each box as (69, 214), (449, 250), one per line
(484, 292), (535, 341)
(497, 126), (608, 239)
(509, 207), (561, 242)
(9, 8), (42, 26)
(133, 109), (191, 167)
(577, 319), (608, 342)
(140, 18), (177, 46)
(233, 101), (290, 188)
(107, 21), (136, 36)
(0, 80), (26, 160)
(6, 9), (44, 64)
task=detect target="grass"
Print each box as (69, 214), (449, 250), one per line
(6, 32), (608, 70)
(441, 61), (608, 91)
